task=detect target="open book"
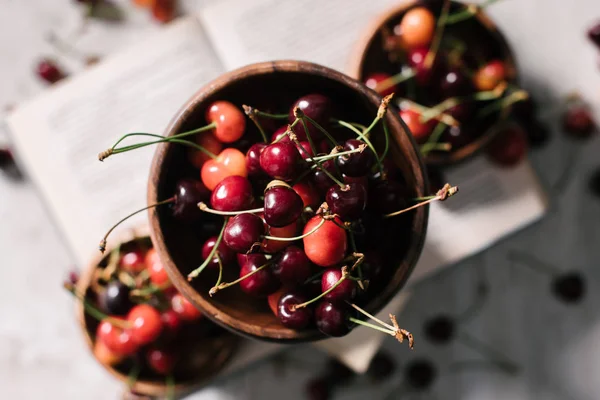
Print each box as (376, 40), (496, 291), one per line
(6, 1), (547, 379)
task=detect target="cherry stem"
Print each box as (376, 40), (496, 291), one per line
(99, 197), (176, 253)
(349, 317), (396, 336)
(166, 374), (175, 400)
(300, 117), (319, 156)
(397, 98), (459, 127)
(348, 303), (414, 347)
(100, 244), (122, 281)
(420, 142), (452, 154)
(380, 120), (391, 164)
(292, 266), (350, 310)
(335, 119), (384, 176)
(243, 105), (269, 143)
(63, 282), (131, 329)
(478, 90), (529, 119)
(209, 255), (224, 297)
(253, 110), (289, 120)
(302, 115), (338, 147)
(303, 269), (326, 285)
(263, 217), (326, 241)
(130, 281), (173, 298)
(187, 218), (228, 281)
(424, 0), (451, 70)
(127, 362), (141, 389)
(384, 184), (458, 218)
(309, 146), (367, 162)
(420, 121), (448, 156)
(197, 203), (264, 216)
(374, 69), (416, 93)
(349, 302), (395, 330)
(288, 132), (346, 188)
(209, 262), (271, 295)
(445, 0), (501, 25)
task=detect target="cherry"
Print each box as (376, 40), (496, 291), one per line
(303, 216), (348, 267)
(151, 0), (176, 24)
(305, 378), (331, 400)
(36, 59), (64, 84)
(272, 246), (312, 287)
(146, 249), (170, 287)
(160, 309), (182, 335)
(296, 141), (315, 158)
(271, 126), (289, 143)
(172, 178), (210, 221)
(293, 181), (321, 208)
(423, 315), (455, 344)
(364, 73), (397, 97)
(369, 180), (408, 214)
(264, 183), (304, 227)
(445, 102), (474, 123)
(246, 143), (267, 176)
(336, 139), (375, 177)
(367, 351), (396, 382)
(487, 125), (528, 167)
(311, 160), (338, 194)
(223, 213), (265, 253)
(127, 304), (162, 346)
(268, 289), (286, 316)
(326, 183), (367, 220)
(205, 101), (245, 143)
(439, 68), (472, 98)
(93, 340), (124, 367)
(589, 168), (600, 198)
(262, 221), (298, 253)
(189, 131), (222, 168)
(441, 124), (475, 149)
(201, 148), (247, 191)
(120, 249), (146, 274)
(260, 142), (304, 181)
(239, 254), (280, 297)
(473, 60), (506, 91)
(277, 291), (313, 329)
(210, 175), (254, 211)
(315, 301), (350, 337)
(201, 236), (236, 269)
(563, 105), (596, 138)
(408, 47), (436, 85)
(399, 109), (435, 143)
(147, 347), (176, 374)
(588, 22), (600, 48)
(288, 94), (332, 139)
(96, 319), (137, 356)
(405, 359), (437, 390)
(397, 7), (435, 49)
(321, 268), (356, 303)
(552, 272), (585, 303)
(171, 293), (202, 321)
(101, 281), (132, 316)
(0, 148), (15, 169)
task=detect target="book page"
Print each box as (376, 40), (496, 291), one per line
(199, 0), (400, 71)
(6, 17), (224, 266)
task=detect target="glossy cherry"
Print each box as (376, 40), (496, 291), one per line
(260, 141), (304, 181)
(369, 180), (408, 214)
(189, 131), (222, 168)
(423, 315), (455, 344)
(223, 213), (265, 253)
(120, 249), (146, 273)
(201, 148), (247, 191)
(239, 254), (280, 297)
(96, 319), (137, 356)
(364, 73), (397, 97)
(326, 183), (367, 220)
(408, 47), (435, 85)
(303, 216), (347, 267)
(563, 105), (596, 138)
(271, 126), (289, 142)
(127, 304), (163, 346)
(277, 291), (313, 329)
(315, 301), (350, 337)
(552, 272), (585, 303)
(147, 347), (177, 374)
(160, 309), (182, 335)
(397, 7), (435, 49)
(262, 221), (298, 253)
(171, 293), (202, 321)
(473, 60), (506, 91)
(293, 181), (321, 208)
(205, 101), (245, 143)
(201, 236), (236, 269)
(321, 268), (356, 303)
(172, 178), (210, 221)
(311, 160), (338, 194)
(288, 94), (332, 139)
(268, 289), (285, 316)
(37, 59), (64, 84)
(102, 281), (132, 316)
(439, 68), (471, 98)
(272, 246), (312, 287)
(210, 175), (254, 212)
(246, 143), (267, 176)
(336, 139), (375, 177)
(264, 183), (304, 227)
(146, 249), (170, 287)
(487, 125), (527, 167)
(400, 109), (435, 143)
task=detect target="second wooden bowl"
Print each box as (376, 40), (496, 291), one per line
(148, 60), (429, 342)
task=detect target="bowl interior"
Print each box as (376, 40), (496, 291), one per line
(149, 61), (429, 342)
(352, 1), (518, 166)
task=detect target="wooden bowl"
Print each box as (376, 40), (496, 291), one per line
(76, 234), (239, 398)
(348, 0), (518, 166)
(148, 60), (429, 342)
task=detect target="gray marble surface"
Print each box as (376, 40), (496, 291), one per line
(1, 0), (600, 399)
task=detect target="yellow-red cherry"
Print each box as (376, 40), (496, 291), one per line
(303, 216), (348, 267)
(126, 304), (163, 346)
(171, 293), (202, 321)
(189, 131), (222, 169)
(96, 319), (138, 356)
(206, 101), (246, 143)
(399, 109), (435, 144)
(201, 148), (247, 190)
(473, 60), (506, 91)
(397, 7), (436, 49)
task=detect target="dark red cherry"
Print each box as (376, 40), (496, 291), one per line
(264, 183), (304, 227)
(223, 213), (265, 253)
(311, 160), (338, 194)
(36, 59), (64, 84)
(0, 148), (15, 169)
(271, 126), (289, 143)
(296, 141), (315, 158)
(246, 143), (267, 176)
(408, 47), (439, 85)
(201, 236), (236, 268)
(336, 139), (375, 177)
(369, 180), (408, 214)
(172, 178), (210, 221)
(315, 301), (350, 337)
(326, 183), (367, 220)
(160, 310), (182, 336)
(120, 249), (146, 273)
(439, 68), (471, 98)
(441, 124), (475, 149)
(486, 125), (528, 167)
(405, 359), (437, 390)
(126, 304), (163, 346)
(210, 175), (254, 211)
(239, 254), (280, 297)
(146, 347), (176, 374)
(277, 291), (312, 329)
(272, 246), (312, 287)
(588, 22), (600, 48)
(445, 102), (474, 123)
(321, 267), (356, 303)
(563, 105), (596, 138)
(260, 142), (304, 181)
(288, 94), (332, 139)
(364, 72), (397, 97)
(367, 351), (396, 382)
(552, 272), (585, 303)
(101, 281), (132, 316)
(423, 315), (455, 344)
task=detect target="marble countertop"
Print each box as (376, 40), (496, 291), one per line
(1, 0), (600, 399)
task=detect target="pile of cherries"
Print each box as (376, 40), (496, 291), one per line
(362, 1), (531, 165)
(100, 91), (437, 343)
(65, 238), (225, 389)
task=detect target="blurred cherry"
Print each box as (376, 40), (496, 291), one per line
(486, 125), (528, 167)
(36, 59), (65, 84)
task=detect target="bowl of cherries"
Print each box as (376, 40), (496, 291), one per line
(101, 60), (441, 343)
(66, 234), (238, 398)
(350, 0), (526, 166)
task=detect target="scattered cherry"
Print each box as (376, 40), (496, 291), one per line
(272, 246), (312, 287)
(303, 216), (348, 267)
(127, 304), (163, 346)
(264, 183), (304, 227)
(486, 125), (528, 167)
(399, 109), (435, 143)
(473, 60), (506, 91)
(366, 351), (396, 382)
(260, 141), (304, 181)
(336, 139), (375, 177)
(315, 301), (350, 337)
(224, 213), (265, 253)
(36, 59), (64, 84)
(170, 293), (202, 321)
(102, 281), (133, 316)
(172, 178), (210, 221)
(239, 254), (280, 297)
(288, 94), (332, 139)
(201, 148), (247, 191)
(201, 235), (236, 269)
(552, 272), (585, 304)
(206, 101), (246, 143)
(277, 291), (312, 329)
(405, 359), (437, 390)
(326, 183), (367, 220)
(146, 347), (176, 374)
(120, 249), (146, 274)
(423, 315), (455, 344)
(321, 268), (356, 303)
(397, 7), (436, 49)
(563, 104), (596, 138)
